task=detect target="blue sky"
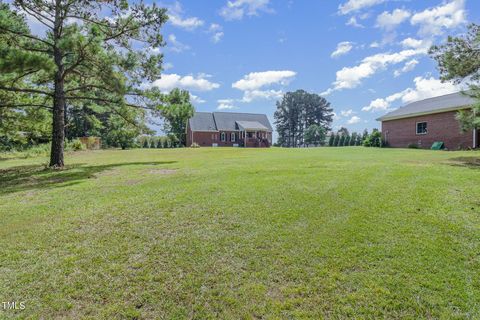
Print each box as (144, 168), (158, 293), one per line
(149, 0), (479, 136)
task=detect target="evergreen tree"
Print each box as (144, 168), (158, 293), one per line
(362, 129), (369, 143)
(333, 133), (340, 147)
(430, 24), (480, 135)
(328, 133), (335, 146)
(274, 90), (334, 147)
(344, 135), (351, 146)
(0, 2), (168, 167)
(339, 134), (345, 147)
(350, 132), (357, 146)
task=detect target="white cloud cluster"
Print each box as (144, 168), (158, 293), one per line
(393, 59), (419, 77)
(190, 94), (206, 104)
(208, 24), (224, 43)
(323, 48), (427, 94)
(168, 2), (204, 30)
(338, 0), (384, 15)
(347, 116), (361, 124)
(340, 109), (355, 117)
(376, 9), (411, 30)
(217, 99), (238, 110)
(220, 0), (273, 20)
(331, 42), (354, 58)
(167, 34), (190, 53)
(362, 76), (462, 112)
(411, 0), (466, 36)
(232, 70), (296, 91)
(232, 70), (295, 103)
(346, 16), (364, 28)
(151, 73), (220, 92)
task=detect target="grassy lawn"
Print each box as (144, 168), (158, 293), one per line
(1, 147), (479, 319)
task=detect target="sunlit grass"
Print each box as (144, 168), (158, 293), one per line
(1, 147), (479, 319)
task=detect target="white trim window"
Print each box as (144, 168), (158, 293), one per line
(231, 132), (236, 142)
(416, 122), (427, 135)
(220, 132), (226, 142)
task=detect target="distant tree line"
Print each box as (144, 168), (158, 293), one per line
(328, 128), (383, 147)
(137, 135), (181, 149)
(274, 90), (334, 147)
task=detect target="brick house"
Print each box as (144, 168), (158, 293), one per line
(377, 92), (478, 150)
(186, 112), (273, 147)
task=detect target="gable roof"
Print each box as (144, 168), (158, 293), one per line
(213, 112), (273, 131)
(188, 112), (273, 132)
(236, 121), (269, 131)
(377, 92), (475, 121)
(188, 112), (217, 131)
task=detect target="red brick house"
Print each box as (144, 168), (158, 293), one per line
(186, 112), (273, 147)
(377, 92), (478, 150)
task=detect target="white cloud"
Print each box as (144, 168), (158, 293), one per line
(190, 94), (206, 104)
(219, 0), (273, 20)
(339, 0), (384, 15)
(163, 62), (174, 70)
(400, 37), (432, 50)
(346, 16), (364, 28)
(208, 24), (224, 43)
(340, 109), (355, 117)
(241, 89), (283, 102)
(376, 9), (411, 30)
(370, 41), (380, 48)
(393, 59), (419, 77)
(362, 76), (463, 112)
(168, 2), (204, 30)
(331, 41), (354, 58)
(168, 34), (190, 53)
(232, 70), (296, 91)
(323, 47), (428, 94)
(217, 99), (238, 110)
(151, 74), (220, 92)
(411, 0), (466, 36)
(347, 116), (361, 124)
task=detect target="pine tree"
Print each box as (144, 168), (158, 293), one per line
(0, 2), (168, 167)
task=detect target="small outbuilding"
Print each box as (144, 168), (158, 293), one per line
(377, 92), (478, 150)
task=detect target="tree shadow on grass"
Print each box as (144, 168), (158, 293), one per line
(0, 161), (177, 196)
(447, 157), (480, 169)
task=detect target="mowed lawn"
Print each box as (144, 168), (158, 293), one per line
(1, 147), (480, 319)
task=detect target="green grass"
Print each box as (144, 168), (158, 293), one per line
(1, 147), (480, 319)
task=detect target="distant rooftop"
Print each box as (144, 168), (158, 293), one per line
(189, 112), (273, 132)
(377, 92), (475, 121)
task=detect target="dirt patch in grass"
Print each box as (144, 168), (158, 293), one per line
(147, 169), (177, 175)
(447, 157), (480, 169)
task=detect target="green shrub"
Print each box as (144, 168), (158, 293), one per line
(67, 139), (85, 151)
(363, 129), (383, 148)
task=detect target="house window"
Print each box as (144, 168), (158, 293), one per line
(221, 132), (226, 142)
(231, 132), (236, 142)
(416, 122), (427, 135)
(247, 132), (253, 138)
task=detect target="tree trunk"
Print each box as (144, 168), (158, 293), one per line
(49, 3), (65, 168)
(49, 68), (65, 168)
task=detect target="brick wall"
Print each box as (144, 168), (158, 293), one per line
(381, 110), (476, 150)
(186, 124), (272, 147)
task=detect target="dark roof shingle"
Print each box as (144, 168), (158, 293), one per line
(188, 112), (273, 131)
(377, 92), (475, 121)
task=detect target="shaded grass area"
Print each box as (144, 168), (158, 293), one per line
(0, 147), (480, 319)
